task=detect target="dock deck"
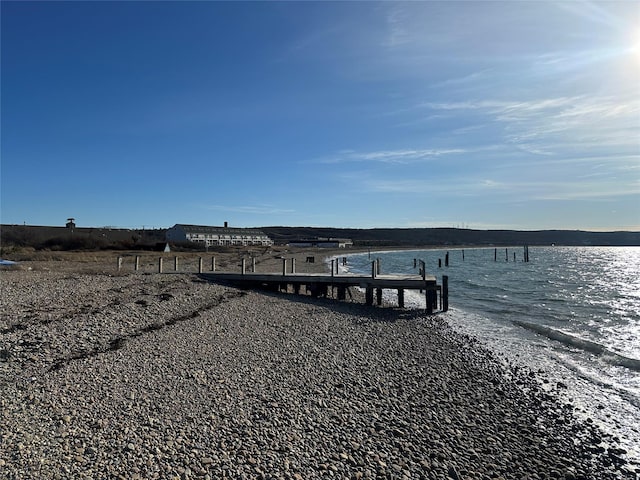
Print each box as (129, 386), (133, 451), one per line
(200, 271), (447, 313)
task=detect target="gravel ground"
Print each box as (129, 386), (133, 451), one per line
(0, 257), (637, 479)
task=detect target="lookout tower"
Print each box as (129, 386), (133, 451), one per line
(66, 218), (76, 229)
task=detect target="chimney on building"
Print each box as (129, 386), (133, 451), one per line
(224, 221), (228, 228)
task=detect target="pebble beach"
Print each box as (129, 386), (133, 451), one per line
(0, 251), (636, 479)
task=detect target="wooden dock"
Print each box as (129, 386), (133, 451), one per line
(200, 270), (447, 313)
(116, 254), (449, 312)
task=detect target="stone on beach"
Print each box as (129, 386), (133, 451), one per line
(0, 256), (636, 479)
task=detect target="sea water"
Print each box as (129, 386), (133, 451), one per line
(337, 246), (640, 464)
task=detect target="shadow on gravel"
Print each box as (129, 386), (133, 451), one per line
(196, 274), (431, 324)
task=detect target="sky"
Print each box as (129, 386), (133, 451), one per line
(1, 1), (639, 231)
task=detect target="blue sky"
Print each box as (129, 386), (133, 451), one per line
(2, 1), (639, 231)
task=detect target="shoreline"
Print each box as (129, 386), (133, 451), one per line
(1, 257), (637, 478)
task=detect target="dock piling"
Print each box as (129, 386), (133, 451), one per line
(365, 287), (374, 305)
(442, 275), (449, 312)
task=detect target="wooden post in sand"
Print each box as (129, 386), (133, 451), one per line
(211, 256), (216, 272)
(282, 258), (287, 276)
(158, 257), (163, 273)
(442, 275), (449, 312)
(135, 256), (140, 271)
(198, 257), (203, 274)
(117, 257), (123, 271)
(291, 258), (296, 274)
(174, 256), (179, 271)
(241, 258), (246, 275)
(252, 257), (256, 273)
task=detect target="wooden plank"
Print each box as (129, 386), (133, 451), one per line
(200, 272), (437, 290)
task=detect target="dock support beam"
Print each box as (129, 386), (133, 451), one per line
(376, 288), (383, 306)
(338, 286), (346, 300)
(398, 289), (405, 308)
(365, 287), (374, 305)
(442, 275), (449, 312)
(426, 288), (434, 314)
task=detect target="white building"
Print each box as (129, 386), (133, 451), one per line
(166, 224), (273, 247)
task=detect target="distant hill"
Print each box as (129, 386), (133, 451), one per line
(261, 226), (640, 247)
(2, 224), (638, 251)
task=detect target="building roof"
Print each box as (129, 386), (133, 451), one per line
(172, 224), (270, 236)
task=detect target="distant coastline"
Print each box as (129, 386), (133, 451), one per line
(1, 223), (638, 253)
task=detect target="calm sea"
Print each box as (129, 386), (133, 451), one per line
(337, 246), (640, 464)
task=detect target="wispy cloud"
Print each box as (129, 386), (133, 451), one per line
(352, 173), (639, 203)
(422, 95), (640, 155)
(202, 204), (295, 215)
(313, 148), (466, 165)
(554, 0), (626, 30)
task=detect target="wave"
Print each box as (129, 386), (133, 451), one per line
(512, 320), (640, 372)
